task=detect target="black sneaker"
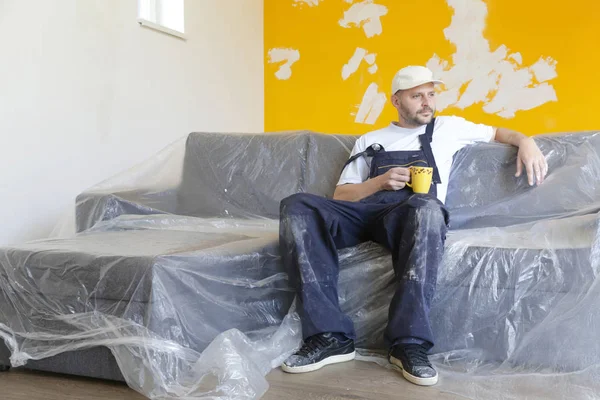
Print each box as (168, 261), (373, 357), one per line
(281, 332), (355, 373)
(389, 344), (438, 386)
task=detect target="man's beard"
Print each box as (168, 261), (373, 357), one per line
(400, 104), (435, 127)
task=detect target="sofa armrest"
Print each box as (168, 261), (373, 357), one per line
(75, 188), (179, 233)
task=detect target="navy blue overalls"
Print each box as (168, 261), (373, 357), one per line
(279, 119), (449, 350)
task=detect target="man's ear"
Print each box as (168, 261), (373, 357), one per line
(391, 93), (401, 108)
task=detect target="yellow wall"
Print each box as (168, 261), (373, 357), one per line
(265, 0), (599, 135)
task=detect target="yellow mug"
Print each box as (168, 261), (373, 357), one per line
(406, 166), (433, 194)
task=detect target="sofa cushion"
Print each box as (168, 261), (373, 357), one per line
(334, 213), (598, 365)
(0, 223), (293, 352)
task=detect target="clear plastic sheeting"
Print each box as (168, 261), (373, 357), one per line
(0, 218), (301, 399)
(2, 129), (600, 399)
(446, 131), (600, 229)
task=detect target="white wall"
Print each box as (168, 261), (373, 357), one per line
(0, 0), (264, 245)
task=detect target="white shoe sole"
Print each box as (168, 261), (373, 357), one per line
(390, 356), (438, 386)
(281, 351), (356, 374)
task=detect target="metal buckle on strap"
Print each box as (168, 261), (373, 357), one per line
(340, 143), (385, 175)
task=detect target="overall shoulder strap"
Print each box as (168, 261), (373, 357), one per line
(339, 143), (385, 176)
(419, 118), (441, 184)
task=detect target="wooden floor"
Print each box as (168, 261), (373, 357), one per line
(263, 360), (460, 400)
(1, 361), (462, 400)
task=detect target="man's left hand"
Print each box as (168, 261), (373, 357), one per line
(516, 137), (548, 185)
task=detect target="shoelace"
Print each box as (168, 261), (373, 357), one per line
(296, 334), (332, 357)
(402, 344), (432, 367)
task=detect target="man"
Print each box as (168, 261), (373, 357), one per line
(278, 66), (547, 386)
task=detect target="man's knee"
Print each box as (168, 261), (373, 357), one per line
(393, 195), (448, 233)
(280, 193), (322, 216)
(408, 195), (448, 221)
(406, 194), (442, 209)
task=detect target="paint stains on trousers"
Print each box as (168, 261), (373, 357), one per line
(279, 191), (449, 349)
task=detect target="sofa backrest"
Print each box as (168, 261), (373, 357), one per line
(446, 131), (600, 229)
(177, 129), (600, 227)
(304, 133), (358, 197)
(177, 131), (358, 219)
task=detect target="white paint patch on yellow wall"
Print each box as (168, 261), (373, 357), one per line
(531, 57), (559, 82)
(339, 0), (388, 38)
(342, 48), (367, 80)
(427, 0), (558, 118)
(342, 48), (377, 80)
(268, 48), (300, 80)
(354, 83), (387, 124)
(365, 53), (378, 74)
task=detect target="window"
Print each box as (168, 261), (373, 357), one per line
(137, 0), (185, 40)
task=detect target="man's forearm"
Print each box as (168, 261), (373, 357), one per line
(333, 177), (383, 202)
(494, 127), (530, 147)
(494, 126), (548, 185)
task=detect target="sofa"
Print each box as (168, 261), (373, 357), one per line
(2, 129), (600, 399)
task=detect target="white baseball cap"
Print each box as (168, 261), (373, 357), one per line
(391, 66), (444, 94)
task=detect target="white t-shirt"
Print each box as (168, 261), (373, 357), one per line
(337, 116), (495, 204)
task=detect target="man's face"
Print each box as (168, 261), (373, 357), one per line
(391, 83), (437, 128)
